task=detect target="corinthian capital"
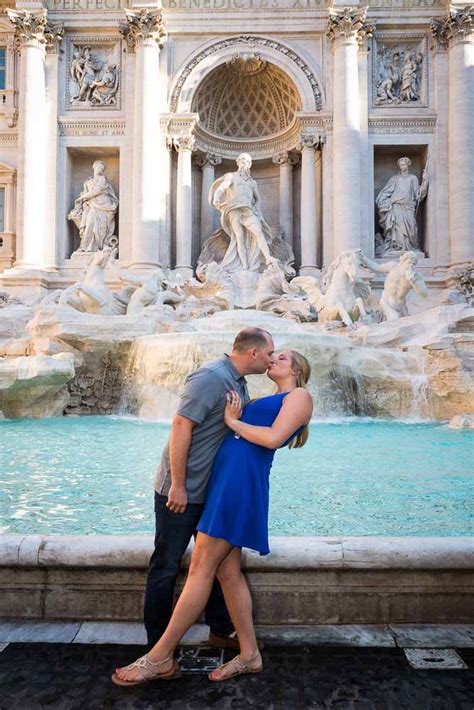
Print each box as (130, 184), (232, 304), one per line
(326, 6), (376, 46)
(7, 9), (64, 52)
(174, 135), (196, 152)
(431, 5), (474, 49)
(119, 9), (167, 52)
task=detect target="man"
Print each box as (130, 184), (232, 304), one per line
(209, 153), (279, 272)
(144, 327), (275, 648)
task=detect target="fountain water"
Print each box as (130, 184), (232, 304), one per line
(119, 310), (431, 420)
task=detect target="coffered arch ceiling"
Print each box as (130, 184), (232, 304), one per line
(191, 54), (302, 140)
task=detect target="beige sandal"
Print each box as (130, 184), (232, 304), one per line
(208, 651), (262, 682)
(111, 654), (181, 687)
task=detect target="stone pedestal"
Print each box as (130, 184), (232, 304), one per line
(432, 7), (474, 267)
(327, 6), (375, 255)
(120, 9), (166, 269)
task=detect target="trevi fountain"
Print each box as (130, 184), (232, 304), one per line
(0, 2), (472, 626)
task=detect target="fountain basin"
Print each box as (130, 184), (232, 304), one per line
(0, 534), (472, 624)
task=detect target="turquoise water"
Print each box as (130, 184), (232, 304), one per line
(0, 416), (472, 536)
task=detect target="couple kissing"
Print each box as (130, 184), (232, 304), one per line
(113, 327), (313, 686)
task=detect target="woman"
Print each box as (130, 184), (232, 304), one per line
(112, 350), (313, 686)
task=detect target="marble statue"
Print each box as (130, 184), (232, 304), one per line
(179, 262), (236, 316)
(70, 46), (119, 106)
(90, 63), (119, 106)
(199, 153), (294, 274)
(255, 262), (313, 321)
(68, 161), (119, 253)
(361, 251), (429, 321)
(118, 268), (185, 315)
(44, 247), (126, 315)
(400, 52), (422, 102)
(294, 250), (371, 326)
(375, 157), (428, 255)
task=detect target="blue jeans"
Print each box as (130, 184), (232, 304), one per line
(144, 492), (234, 646)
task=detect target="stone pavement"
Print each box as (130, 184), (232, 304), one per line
(0, 642), (473, 710)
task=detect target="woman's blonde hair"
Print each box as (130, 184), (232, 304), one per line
(288, 350), (311, 449)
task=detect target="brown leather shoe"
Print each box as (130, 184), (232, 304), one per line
(208, 632), (264, 651)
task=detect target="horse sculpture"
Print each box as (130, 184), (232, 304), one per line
(293, 250), (371, 326)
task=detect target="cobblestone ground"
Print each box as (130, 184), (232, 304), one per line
(0, 644), (473, 709)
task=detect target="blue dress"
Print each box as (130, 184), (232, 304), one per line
(196, 392), (303, 555)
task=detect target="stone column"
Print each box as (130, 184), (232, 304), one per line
(326, 6), (375, 256)
(298, 134), (319, 276)
(272, 152), (298, 248)
(175, 135), (195, 278)
(7, 9), (63, 270)
(120, 9), (166, 269)
(44, 29), (63, 269)
(196, 153), (221, 244)
(431, 6), (474, 266)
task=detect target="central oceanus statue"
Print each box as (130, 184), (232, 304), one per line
(198, 153), (294, 306)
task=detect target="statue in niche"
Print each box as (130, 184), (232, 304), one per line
(199, 153), (294, 274)
(68, 160), (119, 254)
(70, 46), (119, 106)
(361, 252), (429, 321)
(375, 157), (428, 256)
(375, 45), (423, 105)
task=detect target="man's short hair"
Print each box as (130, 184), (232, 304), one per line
(232, 327), (272, 353)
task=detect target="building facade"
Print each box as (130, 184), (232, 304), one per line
(0, 0), (472, 298)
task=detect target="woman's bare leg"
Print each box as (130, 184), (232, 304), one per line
(115, 533), (233, 682)
(216, 548), (259, 659)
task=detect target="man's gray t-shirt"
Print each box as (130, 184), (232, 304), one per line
(155, 356), (249, 504)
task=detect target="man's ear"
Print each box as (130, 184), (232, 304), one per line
(250, 348), (257, 360)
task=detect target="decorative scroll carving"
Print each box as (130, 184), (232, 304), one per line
(170, 35), (323, 112)
(119, 9), (166, 52)
(174, 135), (196, 152)
(7, 9), (64, 52)
(326, 7), (376, 45)
(431, 5), (474, 49)
(272, 151), (300, 166)
(194, 153), (222, 168)
(297, 132), (321, 150)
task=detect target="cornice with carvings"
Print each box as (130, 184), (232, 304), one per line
(58, 118), (125, 136)
(0, 131), (18, 143)
(368, 116), (436, 133)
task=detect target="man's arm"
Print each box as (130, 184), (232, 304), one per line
(167, 414), (196, 513)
